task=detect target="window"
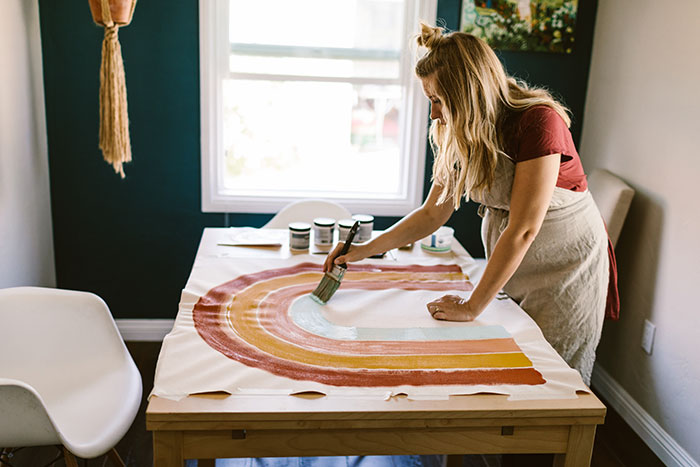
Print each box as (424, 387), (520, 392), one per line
(200, 0), (437, 215)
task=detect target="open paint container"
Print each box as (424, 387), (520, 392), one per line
(420, 226), (454, 253)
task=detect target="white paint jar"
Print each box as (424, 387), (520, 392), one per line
(352, 214), (374, 243)
(288, 222), (311, 250)
(313, 217), (335, 245)
(337, 219), (356, 243)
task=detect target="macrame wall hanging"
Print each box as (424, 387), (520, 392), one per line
(88, 0), (137, 178)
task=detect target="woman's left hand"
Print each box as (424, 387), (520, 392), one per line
(427, 295), (481, 321)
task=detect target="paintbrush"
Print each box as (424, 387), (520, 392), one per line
(310, 220), (360, 304)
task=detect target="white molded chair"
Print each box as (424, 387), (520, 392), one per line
(262, 199), (352, 229)
(587, 168), (635, 248)
(0, 287), (142, 466)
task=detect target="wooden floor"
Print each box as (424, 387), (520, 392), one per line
(2, 342), (665, 467)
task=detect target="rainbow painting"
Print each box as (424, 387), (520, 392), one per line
(193, 262), (545, 387)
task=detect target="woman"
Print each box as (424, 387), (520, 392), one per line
(324, 23), (613, 384)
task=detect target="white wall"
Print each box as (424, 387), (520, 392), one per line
(581, 0), (700, 464)
(0, 0), (55, 288)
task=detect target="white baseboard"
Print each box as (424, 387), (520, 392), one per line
(592, 364), (698, 467)
(115, 319), (174, 342)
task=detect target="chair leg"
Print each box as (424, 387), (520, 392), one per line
(107, 447), (126, 467)
(0, 448), (12, 467)
(62, 446), (79, 467)
(107, 448), (125, 467)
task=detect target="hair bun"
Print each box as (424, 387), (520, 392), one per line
(417, 23), (444, 49)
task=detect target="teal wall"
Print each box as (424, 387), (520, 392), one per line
(38, 0), (597, 319)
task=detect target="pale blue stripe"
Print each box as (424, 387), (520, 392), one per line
(289, 295), (510, 341)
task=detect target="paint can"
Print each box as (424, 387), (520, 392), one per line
(352, 214), (374, 243)
(337, 219), (356, 243)
(313, 217), (335, 245)
(288, 222), (311, 250)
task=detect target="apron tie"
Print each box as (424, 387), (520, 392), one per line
(478, 204), (509, 232)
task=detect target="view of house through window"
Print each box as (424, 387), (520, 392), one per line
(201, 0), (435, 214)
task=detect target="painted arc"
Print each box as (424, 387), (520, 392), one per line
(227, 272), (530, 368)
(193, 262), (546, 387)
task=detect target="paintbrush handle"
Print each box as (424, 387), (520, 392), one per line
(338, 221), (360, 258)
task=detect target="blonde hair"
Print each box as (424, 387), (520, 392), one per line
(415, 23), (571, 209)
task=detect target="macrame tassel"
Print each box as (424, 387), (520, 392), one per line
(99, 24), (131, 178)
(93, 0), (136, 178)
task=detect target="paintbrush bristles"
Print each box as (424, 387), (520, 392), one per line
(311, 265), (346, 304)
(311, 220), (359, 304)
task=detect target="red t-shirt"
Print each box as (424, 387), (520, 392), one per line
(502, 105), (620, 320)
(503, 105), (587, 192)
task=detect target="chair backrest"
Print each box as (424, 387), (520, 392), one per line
(0, 287), (128, 393)
(262, 199), (352, 229)
(587, 168), (635, 248)
(0, 380), (60, 446)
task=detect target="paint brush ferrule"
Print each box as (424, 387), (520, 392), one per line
(328, 264), (346, 282)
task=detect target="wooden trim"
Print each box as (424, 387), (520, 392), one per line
(180, 426), (569, 459)
(116, 319), (173, 341)
(592, 364), (699, 467)
(147, 416), (604, 432)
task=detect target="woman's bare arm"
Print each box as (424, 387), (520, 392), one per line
(428, 154), (560, 321)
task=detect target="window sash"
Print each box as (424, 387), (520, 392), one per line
(200, 0), (436, 215)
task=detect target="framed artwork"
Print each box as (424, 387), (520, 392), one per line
(460, 0), (579, 54)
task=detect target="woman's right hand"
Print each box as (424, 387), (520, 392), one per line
(322, 242), (371, 272)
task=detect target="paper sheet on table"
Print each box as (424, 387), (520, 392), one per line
(217, 227), (286, 247)
(151, 254), (588, 401)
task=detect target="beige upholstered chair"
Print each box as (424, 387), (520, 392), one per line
(263, 199), (352, 229)
(587, 168), (635, 248)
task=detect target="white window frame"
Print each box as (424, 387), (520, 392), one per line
(200, 0), (437, 216)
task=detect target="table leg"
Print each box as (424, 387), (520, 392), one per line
(198, 460), (216, 467)
(553, 425), (596, 467)
(153, 431), (184, 467)
(446, 455), (462, 467)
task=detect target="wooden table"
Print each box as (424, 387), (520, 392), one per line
(147, 391), (604, 467)
(146, 228), (606, 466)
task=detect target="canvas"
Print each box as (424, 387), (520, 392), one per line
(151, 237), (588, 401)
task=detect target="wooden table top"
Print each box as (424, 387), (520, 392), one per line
(147, 391), (605, 428)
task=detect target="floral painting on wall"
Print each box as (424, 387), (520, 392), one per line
(460, 0), (578, 54)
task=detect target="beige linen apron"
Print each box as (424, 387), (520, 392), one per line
(471, 154), (608, 384)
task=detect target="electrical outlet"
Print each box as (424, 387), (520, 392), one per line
(641, 319), (656, 354)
